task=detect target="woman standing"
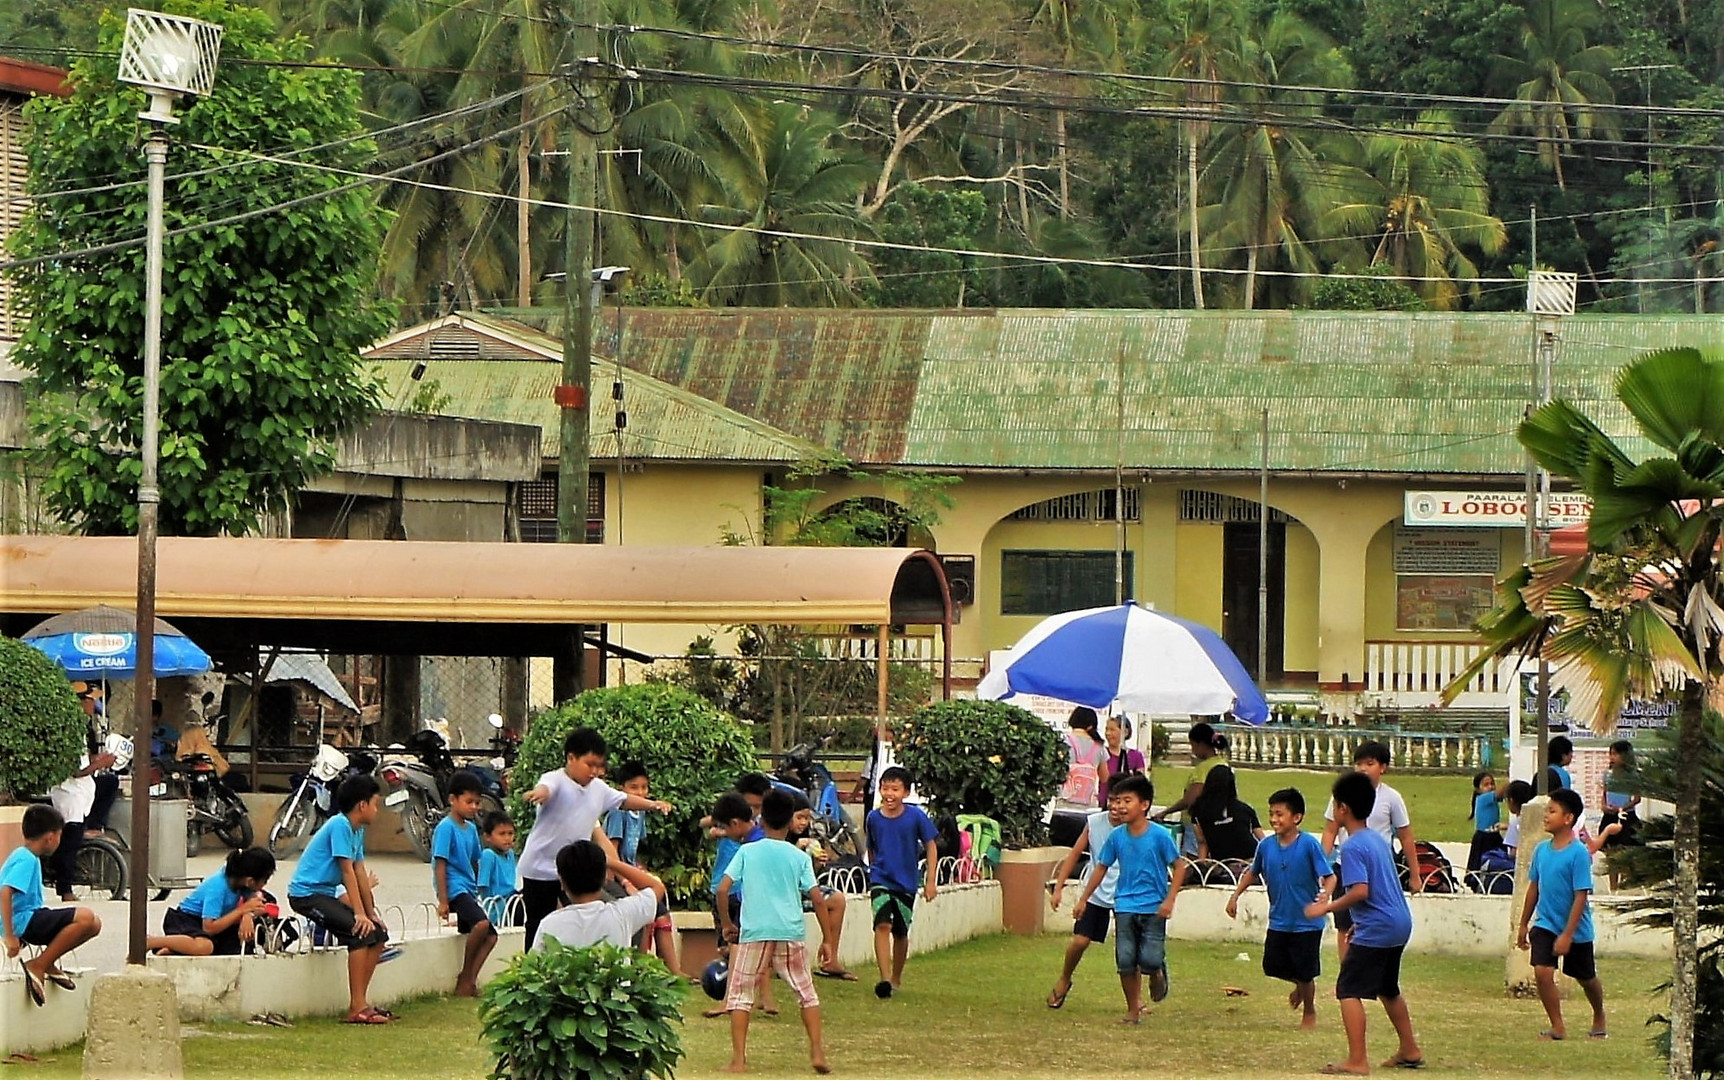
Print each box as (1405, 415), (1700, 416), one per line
(1101, 715), (1146, 806)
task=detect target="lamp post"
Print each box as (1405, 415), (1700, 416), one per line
(1527, 268), (1577, 794)
(117, 7), (222, 968)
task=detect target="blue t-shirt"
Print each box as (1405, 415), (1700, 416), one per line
(1096, 820), (1181, 915)
(1474, 791), (1501, 831)
(866, 805), (938, 895)
(433, 815), (482, 899)
(479, 848), (518, 898)
(0, 846), (43, 938)
(724, 837), (816, 943)
(1085, 811), (1120, 909)
(711, 824), (765, 897)
(1530, 837), (1595, 943)
(1251, 831), (1332, 933)
(1338, 828), (1413, 948)
(289, 813), (366, 898)
(1550, 764), (1573, 790)
(605, 807), (646, 865)
(178, 871), (242, 921)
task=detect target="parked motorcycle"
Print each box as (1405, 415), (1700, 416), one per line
(158, 753), (253, 852)
(268, 744), (379, 858)
(381, 715), (509, 863)
(773, 732), (863, 865)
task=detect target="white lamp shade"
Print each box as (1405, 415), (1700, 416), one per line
(118, 9), (222, 98)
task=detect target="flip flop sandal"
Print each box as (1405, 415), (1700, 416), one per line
(1538, 1030), (1566, 1041)
(44, 970), (76, 991)
(21, 971), (45, 1008)
(343, 1010), (390, 1025)
(1318, 1065), (1367, 1076)
(813, 968), (859, 981)
(1383, 1055), (1427, 1069)
(1046, 983), (1071, 1009)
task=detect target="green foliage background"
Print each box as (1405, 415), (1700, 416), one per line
(479, 941), (685, 1080)
(893, 699), (1068, 847)
(9, 0), (394, 536)
(507, 684), (757, 907)
(0, 637), (87, 799)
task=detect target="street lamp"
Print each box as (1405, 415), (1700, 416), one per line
(117, 7), (222, 969)
(1526, 268), (1577, 798)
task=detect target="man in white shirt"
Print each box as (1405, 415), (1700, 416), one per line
(533, 841), (667, 951)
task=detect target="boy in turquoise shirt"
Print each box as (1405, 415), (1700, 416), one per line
(1, 805), (102, 1006)
(717, 788), (829, 1075)
(1517, 787), (1607, 1041)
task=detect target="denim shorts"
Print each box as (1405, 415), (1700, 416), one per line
(1113, 912), (1167, 976)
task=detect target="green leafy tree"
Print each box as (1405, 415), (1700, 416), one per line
(1449, 346), (1724, 1080)
(893, 699), (1069, 847)
(10, 0), (394, 536)
(864, 184), (987, 308)
(1308, 266), (1426, 310)
(0, 637), (86, 800)
(1489, 0), (1622, 190)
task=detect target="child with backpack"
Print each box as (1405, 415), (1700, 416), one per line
(1058, 707), (1109, 811)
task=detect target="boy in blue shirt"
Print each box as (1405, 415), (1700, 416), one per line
(149, 846), (275, 956)
(1306, 772), (1424, 1074)
(606, 762), (684, 975)
(717, 788), (830, 1075)
(477, 812), (518, 926)
(1, 805), (101, 1006)
(1226, 787), (1335, 1029)
(1517, 787), (1607, 1041)
(1075, 773), (1189, 1024)
(433, 770), (494, 998)
(288, 774), (392, 1024)
(1045, 775), (1128, 1009)
(865, 766), (939, 1000)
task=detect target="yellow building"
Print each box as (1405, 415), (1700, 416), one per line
(372, 307), (1722, 711)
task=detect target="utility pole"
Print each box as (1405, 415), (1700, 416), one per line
(1258, 407), (1269, 688)
(1528, 249), (1578, 795)
(1114, 344), (1125, 607)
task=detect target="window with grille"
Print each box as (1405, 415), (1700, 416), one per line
(518, 473), (605, 542)
(1008, 488), (1141, 523)
(1178, 490), (1289, 524)
(1000, 550), (1134, 615)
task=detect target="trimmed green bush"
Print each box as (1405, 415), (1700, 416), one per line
(480, 941), (685, 1080)
(892, 699), (1068, 847)
(508, 684), (757, 906)
(0, 636), (86, 800)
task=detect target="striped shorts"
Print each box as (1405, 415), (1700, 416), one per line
(724, 940), (820, 1012)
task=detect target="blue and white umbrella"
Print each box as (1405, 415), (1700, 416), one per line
(21, 604), (211, 679)
(976, 603), (1270, 724)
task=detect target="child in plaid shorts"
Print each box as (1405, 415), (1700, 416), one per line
(716, 788), (831, 1075)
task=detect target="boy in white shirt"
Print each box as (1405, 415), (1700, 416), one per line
(1320, 741), (1422, 960)
(533, 840), (666, 951)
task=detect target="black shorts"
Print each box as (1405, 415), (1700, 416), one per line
(1335, 943), (1405, 1001)
(1528, 927), (1598, 981)
(21, 908), (75, 947)
(1072, 902), (1112, 942)
(163, 907), (244, 955)
(449, 892), (493, 936)
(1330, 880), (1353, 933)
(1263, 929), (1322, 984)
(288, 894), (388, 950)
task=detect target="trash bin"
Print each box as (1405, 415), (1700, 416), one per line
(109, 796), (189, 882)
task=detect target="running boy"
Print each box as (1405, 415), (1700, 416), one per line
(434, 770), (495, 997)
(1516, 787), (1607, 1041)
(1, 805), (101, 1006)
(865, 766), (938, 999)
(518, 728), (672, 948)
(1306, 772), (1424, 1074)
(1074, 773), (1190, 1024)
(1226, 788), (1335, 1029)
(1321, 741), (1422, 960)
(477, 812), (518, 926)
(533, 840), (666, 951)
(287, 774), (392, 1025)
(716, 789), (831, 1075)
(1046, 775), (1127, 1009)
(604, 762), (683, 975)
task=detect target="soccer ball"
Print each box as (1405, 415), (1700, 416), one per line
(700, 959), (730, 1001)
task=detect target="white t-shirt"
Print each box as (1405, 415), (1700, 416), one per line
(1324, 782), (1411, 853)
(1505, 816), (1521, 850)
(533, 892), (658, 951)
(518, 770), (627, 881)
(50, 755), (97, 822)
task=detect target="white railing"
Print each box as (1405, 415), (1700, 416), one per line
(1227, 725), (1493, 772)
(808, 634), (939, 663)
(1365, 641), (1513, 701)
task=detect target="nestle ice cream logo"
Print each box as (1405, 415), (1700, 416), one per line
(73, 632), (130, 656)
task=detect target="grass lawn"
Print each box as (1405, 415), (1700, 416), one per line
(26, 934), (1670, 1078)
(1153, 766), (1479, 844)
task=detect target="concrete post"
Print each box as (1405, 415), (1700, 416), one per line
(81, 968), (181, 1079)
(1505, 797), (1551, 995)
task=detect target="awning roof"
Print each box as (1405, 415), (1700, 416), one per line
(0, 536), (951, 655)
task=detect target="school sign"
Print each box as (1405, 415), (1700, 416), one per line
(1404, 490), (1592, 528)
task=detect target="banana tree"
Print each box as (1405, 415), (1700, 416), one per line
(1448, 346), (1724, 1080)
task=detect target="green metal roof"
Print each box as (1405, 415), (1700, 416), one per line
(484, 307), (1724, 474)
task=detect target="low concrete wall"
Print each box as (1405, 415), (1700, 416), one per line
(1051, 886), (1671, 958)
(0, 968), (94, 1056)
(155, 927), (526, 1023)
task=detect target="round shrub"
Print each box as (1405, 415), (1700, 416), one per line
(892, 699), (1069, 848)
(508, 684), (757, 906)
(0, 636), (86, 800)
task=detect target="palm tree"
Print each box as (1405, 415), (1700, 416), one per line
(1325, 111), (1507, 310)
(687, 104), (876, 306)
(1151, 0), (1252, 308)
(1488, 0), (1620, 190)
(1450, 346), (1724, 1080)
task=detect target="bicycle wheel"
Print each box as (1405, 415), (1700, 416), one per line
(72, 839), (128, 902)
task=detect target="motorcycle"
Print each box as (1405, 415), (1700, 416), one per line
(773, 732), (864, 867)
(267, 743), (379, 858)
(157, 753), (253, 852)
(381, 715), (509, 863)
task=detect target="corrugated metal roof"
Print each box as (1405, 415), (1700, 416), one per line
(483, 307), (1724, 474)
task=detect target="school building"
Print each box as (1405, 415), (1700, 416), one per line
(364, 307), (1721, 713)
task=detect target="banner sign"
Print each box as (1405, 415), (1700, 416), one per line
(1517, 670), (1675, 740)
(1393, 527), (1501, 575)
(1404, 490), (1591, 528)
